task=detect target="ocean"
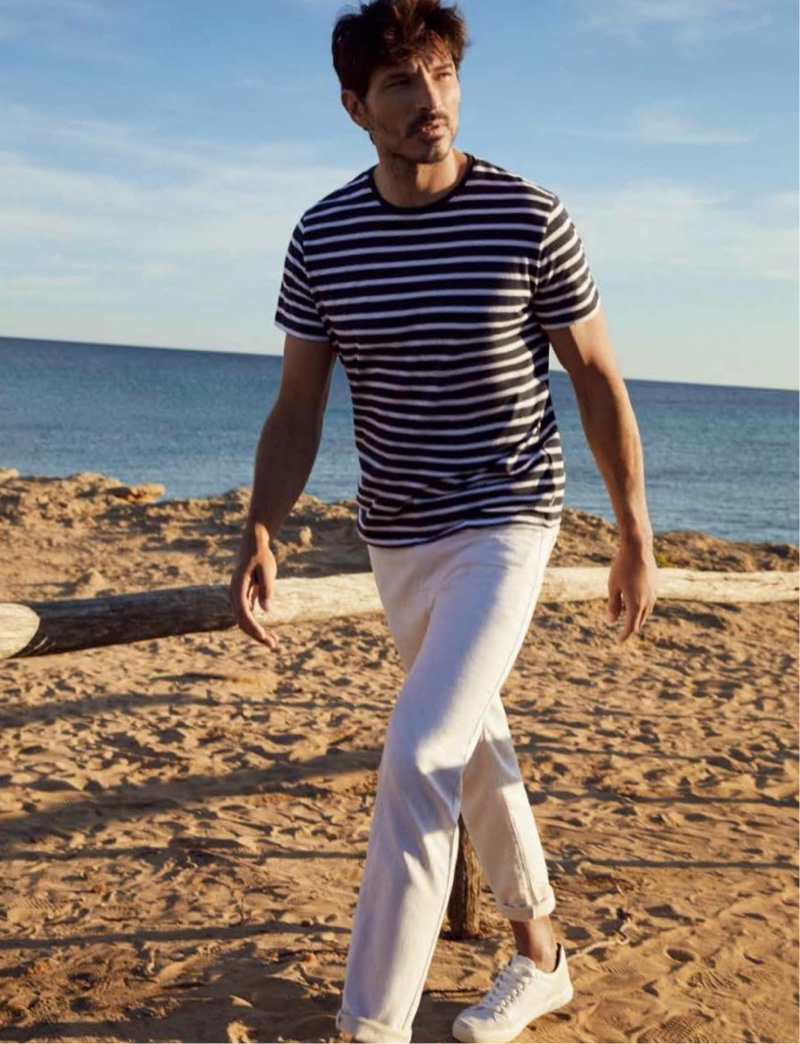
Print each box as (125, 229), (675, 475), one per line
(0, 336), (797, 546)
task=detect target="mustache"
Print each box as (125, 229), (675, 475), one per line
(408, 112), (449, 134)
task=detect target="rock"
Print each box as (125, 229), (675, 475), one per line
(0, 468), (19, 484)
(297, 525), (313, 547)
(64, 569), (111, 597)
(109, 483), (166, 504)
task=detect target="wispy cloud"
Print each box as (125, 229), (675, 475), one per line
(0, 0), (129, 61)
(568, 180), (798, 283)
(2, 271), (118, 304)
(627, 103), (751, 144)
(0, 102), (341, 178)
(0, 106), (357, 348)
(560, 102), (753, 146)
(0, 0), (105, 34)
(0, 150), (354, 265)
(580, 0), (775, 43)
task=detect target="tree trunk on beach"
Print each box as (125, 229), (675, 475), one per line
(0, 586), (235, 659)
(1, 569), (797, 660)
(448, 817), (483, 938)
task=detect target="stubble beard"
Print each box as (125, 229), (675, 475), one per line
(394, 119), (457, 168)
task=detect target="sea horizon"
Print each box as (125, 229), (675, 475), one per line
(1, 335), (798, 547)
(3, 334), (797, 395)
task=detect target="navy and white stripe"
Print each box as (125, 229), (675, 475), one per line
(275, 156), (600, 546)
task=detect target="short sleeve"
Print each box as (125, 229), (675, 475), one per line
(534, 198), (601, 330)
(274, 221), (330, 343)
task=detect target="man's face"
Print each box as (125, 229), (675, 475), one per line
(343, 49), (461, 166)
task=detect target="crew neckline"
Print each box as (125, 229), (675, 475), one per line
(368, 153), (475, 212)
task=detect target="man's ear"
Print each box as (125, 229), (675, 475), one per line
(341, 89), (369, 130)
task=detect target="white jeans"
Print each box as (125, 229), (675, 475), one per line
(337, 523), (560, 1044)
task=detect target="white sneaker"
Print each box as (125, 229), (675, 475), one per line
(452, 945), (573, 1043)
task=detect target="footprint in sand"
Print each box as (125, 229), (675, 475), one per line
(5, 894), (61, 926)
(646, 903), (693, 923)
(591, 959), (648, 994)
(687, 968), (740, 995)
(649, 1012), (715, 1043)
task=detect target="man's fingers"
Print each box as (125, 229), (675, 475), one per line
(607, 547), (658, 643)
(243, 573), (256, 611)
(242, 616), (278, 649)
(607, 587), (623, 624)
(617, 599), (637, 643)
(617, 595), (655, 643)
(252, 564), (272, 612)
(230, 563), (278, 649)
(235, 596), (278, 649)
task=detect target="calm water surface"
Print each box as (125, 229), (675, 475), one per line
(1, 337), (797, 545)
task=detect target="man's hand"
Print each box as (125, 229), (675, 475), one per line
(230, 521), (279, 649)
(607, 539), (658, 643)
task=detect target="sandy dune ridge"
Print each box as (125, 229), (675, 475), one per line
(0, 471), (797, 1043)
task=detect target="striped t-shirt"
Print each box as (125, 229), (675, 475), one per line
(275, 155), (600, 546)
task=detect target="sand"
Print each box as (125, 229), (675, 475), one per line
(0, 470), (797, 1044)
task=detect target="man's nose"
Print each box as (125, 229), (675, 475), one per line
(414, 71), (442, 111)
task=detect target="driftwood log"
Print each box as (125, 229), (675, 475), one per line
(1, 568), (796, 661)
(447, 816), (483, 938)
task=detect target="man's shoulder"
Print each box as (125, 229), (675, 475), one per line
(298, 169), (374, 229)
(470, 157), (560, 209)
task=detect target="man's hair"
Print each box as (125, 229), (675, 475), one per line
(332, 0), (468, 99)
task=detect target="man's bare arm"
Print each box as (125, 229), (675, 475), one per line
(230, 334), (336, 647)
(547, 308), (658, 642)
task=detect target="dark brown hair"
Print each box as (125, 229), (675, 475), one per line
(332, 0), (468, 98)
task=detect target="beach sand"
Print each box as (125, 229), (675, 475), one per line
(0, 471), (797, 1044)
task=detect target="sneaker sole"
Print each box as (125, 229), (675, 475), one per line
(451, 982), (574, 1043)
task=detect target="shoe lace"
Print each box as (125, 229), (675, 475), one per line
(480, 961), (536, 1014)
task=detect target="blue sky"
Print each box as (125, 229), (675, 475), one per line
(0, 0), (797, 388)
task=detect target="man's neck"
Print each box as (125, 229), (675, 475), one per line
(373, 148), (468, 208)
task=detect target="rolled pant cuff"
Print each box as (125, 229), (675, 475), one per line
(496, 887), (556, 921)
(337, 1010), (411, 1044)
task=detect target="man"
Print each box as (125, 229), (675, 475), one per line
(230, 1), (658, 1041)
